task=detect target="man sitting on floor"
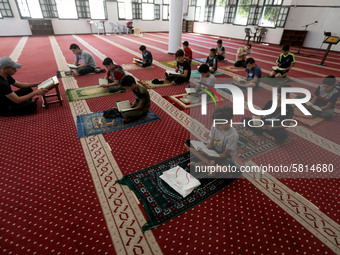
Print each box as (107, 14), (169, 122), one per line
(233, 58), (261, 88)
(306, 75), (339, 120)
(101, 57), (126, 93)
(136, 45), (153, 68)
(0, 57), (47, 116)
(184, 106), (238, 177)
(197, 64), (216, 92)
(205, 48), (218, 73)
(243, 84), (294, 144)
(119, 75), (151, 122)
(269, 45), (295, 78)
(69, 43), (96, 76)
(216, 39), (226, 61)
(183, 41), (193, 64)
(234, 44), (251, 68)
(165, 49), (191, 86)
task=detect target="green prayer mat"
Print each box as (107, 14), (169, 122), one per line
(116, 151), (240, 232)
(160, 60), (200, 68)
(65, 85), (124, 102)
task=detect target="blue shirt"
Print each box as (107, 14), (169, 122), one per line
(246, 64), (262, 86)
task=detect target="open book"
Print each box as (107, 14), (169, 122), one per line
(133, 58), (143, 63)
(252, 115), (263, 127)
(160, 166), (201, 198)
(237, 76), (246, 82)
(185, 87), (196, 94)
(38, 76), (59, 90)
(116, 100), (133, 112)
(99, 78), (108, 85)
(272, 66), (286, 71)
(67, 63), (78, 69)
(306, 102), (322, 111)
(166, 70), (180, 76)
(190, 140), (220, 157)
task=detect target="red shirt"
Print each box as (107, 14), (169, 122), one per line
(184, 47), (193, 62)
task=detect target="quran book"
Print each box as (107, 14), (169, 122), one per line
(67, 63), (78, 69)
(99, 78), (108, 85)
(306, 102), (322, 111)
(190, 140), (220, 158)
(133, 58), (143, 63)
(272, 66), (285, 71)
(38, 76), (59, 90)
(116, 100), (133, 112)
(185, 87), (196, 94)
(166, 70), (180, 76)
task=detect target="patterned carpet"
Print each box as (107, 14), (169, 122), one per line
(0, 33), (339, 255)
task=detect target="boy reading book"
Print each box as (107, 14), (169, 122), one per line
(69, 44), (96, 76)
(269, 45), (295, 78)
(234, 44), (251, 68)
(136, 45), (153, 68)
(205, 48), (218, 73)
(101, 58), (126, 93)
(184, 106), (238, 177)
(165, 49), (191, 85)
(183, 41), (193, 63)
(216, 39), (226, 61)
(188, 64), (216, 94)
(233, 58), (262, 88)
(0, 57), (48, 116)
(306, 75), (339, 119)
(118, 75), (151, 122)
(243, 84), (294, 144)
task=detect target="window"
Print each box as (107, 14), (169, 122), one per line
(259, 0), (284, 27)
(247, 5), (261, 25)
(276, 6), (289, 27)
(39, 0), (57, 18)
(204, 0), (214, 22)
(21, 0), (43, 18)
(213, 0), (226, 24)
(118, 1), (133, 20)
(223, 0), (237, 24)
(142, 3), (153, 20)
(16, 0), (31, 18)
(154, 4), (160, 20)
(194, 0), (204, 22)
(190, 0), (195, 6)
(142, 0), (153, 2)
(0, 0), (13, 17)
(75, 0), (90, 19)
(132, 2), (141, 19)
(89, 0), (106, 19)
(234, 0), (251, 25)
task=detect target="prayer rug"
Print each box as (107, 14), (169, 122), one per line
(57, 70), (97, 78)
(221, 66), (245, 72)
(65, 85), (124, 102)
(261, 77), (292, 86)
(160, 60), (200, 68)
(76, 110), (161, 138)
(190, 70), (225, 79)
(192, 58), (207, 63)
(163, 93), (216, 110)
(294, 108), (324, 127)
(116, 151), (240, 232)
(138, 78), (174, 89)
(236, 125), (284, 161)
(122, 63), (156, 71)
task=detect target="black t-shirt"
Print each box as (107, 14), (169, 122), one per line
(0, 75), (15, 111)
(314, 85), (339, 107)
(143, 50), (153, 64)
(206, 56), (218, 70)
(262, 100), (294, 126)
(177, 60), (191, 81)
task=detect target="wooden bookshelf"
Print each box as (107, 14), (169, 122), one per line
(280, 30), (307, 47)
(29, 20), (54, 35)
(182, 20), (194, 33)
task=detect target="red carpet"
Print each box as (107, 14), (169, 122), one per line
(1, 33), (339, 255)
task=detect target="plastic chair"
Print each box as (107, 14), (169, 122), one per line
(134, 27), (142, 37)
(109, 22), (119, 34)
(244, 28), (253, 44)
(257, 28), (268, 43)
(94, 21), (105, 35)
(118, 22), (128, 34)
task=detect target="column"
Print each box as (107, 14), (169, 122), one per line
(168, 0), (184, 54)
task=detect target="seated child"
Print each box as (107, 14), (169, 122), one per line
(69, 43), (96, 76)
(233, 58), (261, 88)
(197, 64), (216, 93)
(205, 48), (218, 73)
(184, 106), (238, 177)
(119, 75), (151, 122)
(269, 45), (295, 78)
(165, 49), (191, 85)
(183, 41), (193, 63)
(136, 45), (153, 67)
(101, 57), (126, 93)
(243, 84), (294, 144)
(216, 39), (226, 61)
(306, 75), (339, 119)
(234, 44), (251, 68)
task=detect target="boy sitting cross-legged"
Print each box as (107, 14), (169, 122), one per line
(165, 49), (191, 86)
(101, 57), (126, 93)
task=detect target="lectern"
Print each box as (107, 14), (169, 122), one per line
(318, 36), (340, 66)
